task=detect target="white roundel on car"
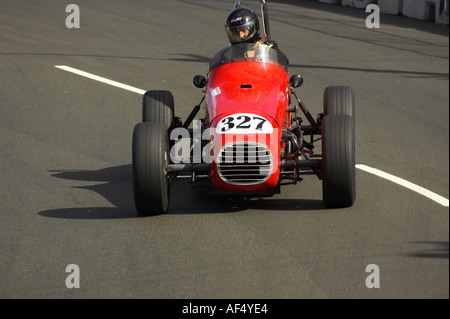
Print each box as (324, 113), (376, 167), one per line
(215, 113), (273, 134)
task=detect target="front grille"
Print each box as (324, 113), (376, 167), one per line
(217, 142), (272, 185)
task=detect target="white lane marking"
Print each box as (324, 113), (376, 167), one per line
(356, 164), (449, 207)
(54, 65), (449, 208)
(54, 65), (146, 95)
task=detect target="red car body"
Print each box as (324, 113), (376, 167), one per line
(206, 44), (290, 193)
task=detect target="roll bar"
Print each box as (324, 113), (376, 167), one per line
(234, 0), (271, 41)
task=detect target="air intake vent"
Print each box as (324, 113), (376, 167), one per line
(217, 142), (272, 185)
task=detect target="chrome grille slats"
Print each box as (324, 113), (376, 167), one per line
(217, 142), (272, 185)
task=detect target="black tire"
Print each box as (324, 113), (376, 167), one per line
(132, 122), (170, 216)
(323, 86), (355, 120)
(142, 90), (174, 129)
(322, 114), (355, 208)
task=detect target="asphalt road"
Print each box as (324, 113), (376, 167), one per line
(0, 0), (448, 299)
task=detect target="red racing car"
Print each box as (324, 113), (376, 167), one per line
(132, 0), (355, 216)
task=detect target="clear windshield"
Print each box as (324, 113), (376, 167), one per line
(209, 42), (288, 71)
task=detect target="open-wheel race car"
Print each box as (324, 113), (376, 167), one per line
(132, 0), (355, 216)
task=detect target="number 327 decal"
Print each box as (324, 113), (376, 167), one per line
(215, 113), (273, 134)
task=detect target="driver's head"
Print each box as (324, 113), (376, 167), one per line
(225, 8), (260, 44)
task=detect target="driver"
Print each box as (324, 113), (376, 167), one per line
(225, 8), (289, 64)
(225, 8), (261, 44)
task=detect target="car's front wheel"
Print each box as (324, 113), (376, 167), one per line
(132, 121), (170, 216)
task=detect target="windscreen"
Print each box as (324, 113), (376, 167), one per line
(209, 42), (288, 71)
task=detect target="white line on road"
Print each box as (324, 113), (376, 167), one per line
(356, 164), (449, 207)
(55, 65), (449, 208)
(55, 65), (146, 95)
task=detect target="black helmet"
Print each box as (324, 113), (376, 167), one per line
(225, 8), (260, 44)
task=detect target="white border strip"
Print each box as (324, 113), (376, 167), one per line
(356, 164), (449, 207)
(55, 65), (146, 95)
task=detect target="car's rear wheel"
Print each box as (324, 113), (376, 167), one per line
(323, 86), (355, 121)
(132, 121), (170, 216)
(322, 114), (355, 208)
(142, 90), (174, 129)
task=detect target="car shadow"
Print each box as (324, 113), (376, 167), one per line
(38, 164), (325, 219)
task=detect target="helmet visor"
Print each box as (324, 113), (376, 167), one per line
(225, 22), (256, 44)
